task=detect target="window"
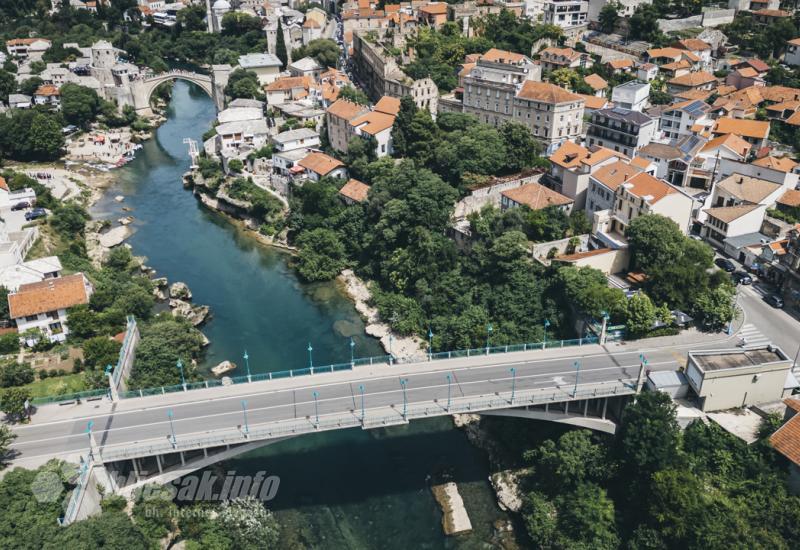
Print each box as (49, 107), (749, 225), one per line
(25, 315), (38, 322)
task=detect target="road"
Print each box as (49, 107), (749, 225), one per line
(10, 343), (687, 465)
(738, 281), (800, 361)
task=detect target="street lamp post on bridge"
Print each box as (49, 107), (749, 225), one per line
(243, 350), (251, 383)
(486, 323), (493, 355)
(241, 400), (249, 436)
(307, 343), (313, 370)
(446, 374), (452, 412)
(177, 359), (186, 391)
(543, 319), (550, 349)
(510, 367), (516, 404)
(167, 409), (177, 447)
(359, 384), (365, 423)
(428, 328), (433, 361)
(400, 378), (408, 419)
(350, 337), (355, 367)
(312, 391), (320, 427)
(572, 361), (581, 397)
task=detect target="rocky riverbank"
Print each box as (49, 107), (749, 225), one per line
(337, 269), (427, 360)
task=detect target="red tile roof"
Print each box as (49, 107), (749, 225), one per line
(9, 274), (91, 319)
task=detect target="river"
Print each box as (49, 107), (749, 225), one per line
(92, 81), (514, 549)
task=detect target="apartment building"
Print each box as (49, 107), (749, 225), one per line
(514, 81), (585, 154)
(586, 107), (656, 157)
(712, 117), (771, 149)
(545, 141), (626, 210)
(538, 46), (593, 72)
(543, 0), (588, 29)
(326, 99), (370, 153)
(462, 48), (542, 127)
(351, 31), (438, 114)
(610, 81), (650, 112)
(591, 164), (695, 247)
(659, 99), (712, 143)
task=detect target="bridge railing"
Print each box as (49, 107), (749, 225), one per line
(39, 336), (599, 404)
(97, 379), (633, 463)
(58, 458), (90, 526)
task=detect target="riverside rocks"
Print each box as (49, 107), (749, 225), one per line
(169, 281), (192, 300)
(337, 269), (426, 360)
(169, 299), (209, 326)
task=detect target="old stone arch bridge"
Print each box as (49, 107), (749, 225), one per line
(130, 69), (227, 113)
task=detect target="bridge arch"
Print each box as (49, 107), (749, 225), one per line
(131, 70), (219, 113)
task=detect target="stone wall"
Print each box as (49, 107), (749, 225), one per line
(657, 8), (734, 32)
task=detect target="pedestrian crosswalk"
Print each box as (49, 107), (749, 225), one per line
(738, 324), (772, 348)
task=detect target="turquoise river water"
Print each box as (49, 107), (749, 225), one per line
(91, 81), (515, 549)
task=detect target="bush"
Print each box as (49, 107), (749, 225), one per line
(0, 333), (19, 355)
(0, 362), (34, 388)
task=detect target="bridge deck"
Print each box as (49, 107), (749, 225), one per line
(9, 344), (682, 467)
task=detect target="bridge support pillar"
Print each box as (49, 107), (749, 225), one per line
(180, 452), (185, 466)
(155, 454), (163, 474)
(583, 400), (589, 417)
(131, 458), (141, 483)
(564, 401), (569, 414)
(602, 397), (608, 420)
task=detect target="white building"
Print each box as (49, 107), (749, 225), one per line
(545, 141), (627, 210)
(238, 53), (284, 85)
(610, 81), (650, 112)
(786, 38), (800, 66)
(658, 99), (711, 143)
(0, 256), (62, 292)
(9, 273), (93, 345)
(5, 38), (52, 60)
(289, 57), (323, 80)
(271, 128), (321, 152)
(543, 0), (588, 29)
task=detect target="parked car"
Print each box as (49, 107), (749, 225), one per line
(715, 258), (736, 272)
(732, 271), (753, 285)
(765, 294), (784, 308)
(24, 208), (47, 221)
(11, 201), (30, 211)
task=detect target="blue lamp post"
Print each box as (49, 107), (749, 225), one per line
(389, 334), (394, 365)
(167, 409), (177, 446)
(312, 391), (320, 426)
(87, 421), (94, 458)
(428, 328), (433, 361)
(510, 367), (516, 403)
(241, 400), (249, 435)
(176, 359), (186, 390)
(243, 350), (251, 383)
(359, 384), (365, 423)
(446, 373), (452, 412)
(400, 378), (408, 419)
(543, 319), (550, 349)
(350, 337), (355, 366)
(486, 323), (493, 355)
(572, 361), (581, 397)
(307, 342), (313, 369)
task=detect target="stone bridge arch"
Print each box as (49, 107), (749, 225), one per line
(131, 70), (223, 114)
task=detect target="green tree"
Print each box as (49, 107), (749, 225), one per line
(555, 483), (619, 549)
(224, 69), (263, 100)
(82, 336), (122, 370)
(59, 83), (101, 127)
(616, 391), (681, 493)
(217, 496), (280, 549)
(295, 228), (348, 281)
(599, 2), (620, 33)
(0, 362), (34, 388)
(1, 386), (31, 421)
(522, 491), (558, 548)
(19, 76), (43, 96)
(0, 69), (15, 104)
(693, 285), (735, 330)
(0, 334), (18, 356)
(275, 20), (288, 68)
(0, 286), (9, 321)
(25, 112), (65, 160)
(293, 38), (339, 68)
(337, 85), (370, 105)
(390, 95), (418, 157)
(625, 292), (656, 338)
(500, 121), (541, 173)
(626, 214), (685, 272)
(524, 429), (612, 493)
(0, 425), (16, 469)
(128, 316), (204, 388)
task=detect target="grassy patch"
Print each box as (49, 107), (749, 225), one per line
(23, 372), (87, 398)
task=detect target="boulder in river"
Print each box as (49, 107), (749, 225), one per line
(169, 281), (192, 300)
(114, 195), (125, 202)
(98, 226), (133, 248)
(211, 360), (237, 377)
(152, 277), (168, 288)
(169, 299), (209, 326)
